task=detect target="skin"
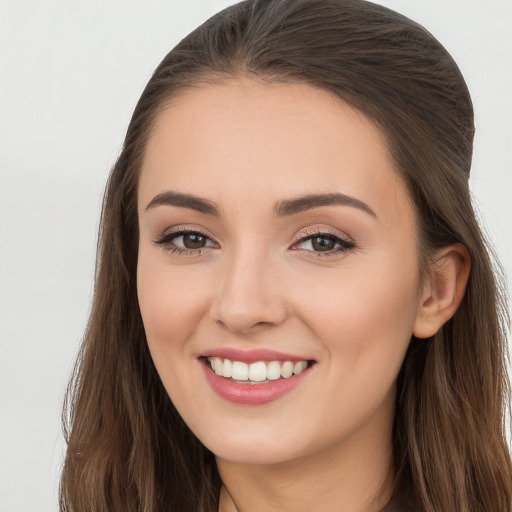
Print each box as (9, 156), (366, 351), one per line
(136, 78), (469, 512)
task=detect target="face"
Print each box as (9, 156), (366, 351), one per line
(137, 78), (424, 466)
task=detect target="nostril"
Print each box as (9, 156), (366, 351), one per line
(213, 316), (277, 335)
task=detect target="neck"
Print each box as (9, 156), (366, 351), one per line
(217, 419), (395, 512)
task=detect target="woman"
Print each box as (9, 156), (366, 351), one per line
(60, 0), (512, 510)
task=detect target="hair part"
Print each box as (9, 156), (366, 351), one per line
(61, 1), (512, 510)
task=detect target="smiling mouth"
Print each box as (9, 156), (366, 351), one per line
(204, 357), (314, 384)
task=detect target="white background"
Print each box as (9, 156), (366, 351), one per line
(0, 1), (510, 511)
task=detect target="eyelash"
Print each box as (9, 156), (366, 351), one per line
(293, 229), (356, 257)
(154, 229), (216, 257)
(154, 228), (356, 258)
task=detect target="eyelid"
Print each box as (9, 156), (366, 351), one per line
(292, 227), (354, 244)
(156, 225), (217, 242)
(290, 227), (356, 257)
(153, 226), (219, 251)
(153, 225), (355, 257)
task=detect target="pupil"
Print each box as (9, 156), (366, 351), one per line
(312, 236), (335, 251)
(183, 234), (206, 249)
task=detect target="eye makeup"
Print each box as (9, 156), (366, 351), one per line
(153, 226), (356, 258)
(154, 228), (218, 257)
(290, 228), (355, 257)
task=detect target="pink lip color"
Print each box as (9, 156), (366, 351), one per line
(200, 359), (312, 406)
(201, 348), (309, 364)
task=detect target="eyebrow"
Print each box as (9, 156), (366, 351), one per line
(146, 191), (220, 216)
(145, 191), (377, 219)
(273, 192), (377, 219)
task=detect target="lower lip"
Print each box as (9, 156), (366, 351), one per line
(201, 361), (312, 405)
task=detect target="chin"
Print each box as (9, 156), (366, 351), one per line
(198, 426), (307, 466)
(214, 443), (300, 466)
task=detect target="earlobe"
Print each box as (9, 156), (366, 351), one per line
(413, 243), (471, 339)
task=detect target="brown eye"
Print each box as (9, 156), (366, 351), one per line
(294, 231), (355, 256)
(182, 233), (207, 249)
(154, 229), (217, 253)
(311, 236), (336, 252)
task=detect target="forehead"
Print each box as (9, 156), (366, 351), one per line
(138, 77), (412, 224)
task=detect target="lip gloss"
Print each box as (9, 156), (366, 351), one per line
(201, 358), (312, 405)
(202, 347), (309, 364)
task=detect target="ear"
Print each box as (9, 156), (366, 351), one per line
(413, 243), (471, 339)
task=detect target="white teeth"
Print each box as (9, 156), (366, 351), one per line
(207, 357), (310, 383)
(267, 361), (281, 380)
(222, 359), (232, 378)
(248, 361), (267, 382)
(293, 361), (307, 375)
(213, 357), (223, 376)
(281, 361), (294, 378)
(231, 361), (249, 380)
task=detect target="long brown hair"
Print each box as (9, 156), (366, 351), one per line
(60, 1), (512, 510)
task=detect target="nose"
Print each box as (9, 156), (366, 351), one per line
(209, 249), (289, 335)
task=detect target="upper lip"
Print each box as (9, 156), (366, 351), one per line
(200, 348), (313, 364)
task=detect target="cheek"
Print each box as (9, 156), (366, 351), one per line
(296, 253), (421, 387)
(280, 260), (420, 447)
(297, 252), (420, 332)
(136, 255), (210, 357)
(136, 259), (214, 414)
